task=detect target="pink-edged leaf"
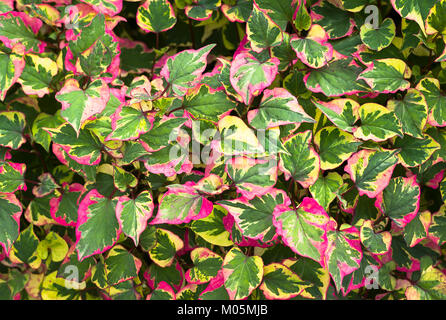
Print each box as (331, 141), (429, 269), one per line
(75, 189), (121, 261)
(0, 193), (22, 256)
(273, 197), (330, 266)
(116, 191), (154, 246)
(65, 14), (120, 80)
(222, 247), (263, 300)
(161, 44), (216, 96)
(345, 149), (399, 198)
(199, 270), (229, 299)
(32, 173), (60, 198)
(246, 1), (283, 53)
(291, 24), (333, 69)
(146, 281), (176, 300)
(150, 182), (213, 225)
(137, 0), (177, 33)
(46, 123), (102, 166)
(0, 12), (45, 53)
(57, 78), (110, 135)
(219, 188), (290, 243)
(230, 52), (279, 105)
(104, 245), (142, 285)
(325, 222), (363, 292)
(222, 213), (277, 248)
(0, 161), (26, 193)
(225, 157), (278, 200)
(194, 174), (229, 196)
(144, 260), (184, 291)
(185, 247), (223, 285)
(80, 0), (122, 16)
(50, 183), (84, 227)
(375, 176), (421, 228)
(0, 44), (25, 101)
(247, 87), (315, 129)
(149, 228), (184, 268)
(279, 130), (320, 188)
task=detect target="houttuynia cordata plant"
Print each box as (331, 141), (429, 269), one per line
(0, 0), (445, 300)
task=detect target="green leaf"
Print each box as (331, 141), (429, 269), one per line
(291, 24), (333, 69)
(311, 1), (354, 39)
(376, 176), (420, 228)
(0, 161), (26, 193)
(0, 12), (42, 52)
(387, 88), (428, 138)
(247, 87), (314, 129)
(345, 149), (399, 198)
(224, 157), (277, 200)
(219, 189), (288, 243)
(353, 103), (403, 142)
(185, 0), (220, 20)
(359, 220), (392, 255)
(116, 191), (154, 246)
(391, 0), (437, 34)
(304, 58), (369, 97)
(149, 228), (184, 267)
(259, 263), (309, 300)
(182, 84), (236, 122)
(190, 205), (234, 247)
(358, 58), (412, 93)
(137, 0), (177, 33)
(271, 32), (298, 71)
(0, 49), (24, 101)
(76, 190), (120, 261)
(406, 264), (446, 299)
(148, 281), (176, 300)
(293, 0), (311, 31)
(325, 224), (362, 292)
(429, 205), (446, 245)
(309, 172), (343, 210)
(140, 117), (187, 151)
(0, 111), (26, 149)
(394, 134), (440, 167)
(246, 1), (283, 53)
(218, 115), (265, 156)
(285, 257), (330, 299)
(161, 44), (216, 96)
(11, 224), (40, 267)
(416, 77), (446, 127)
(314, 99), (360, 133)
(105, 245), (141, 285)
(0, 194), (22, 256)
(57, 79), (110, 135)
(404, 210), (431, 247)
(151, 183), (213, 224)
(360, 18), (396, 51)
(32, 112), (64, 152)
(279, 131), (320, 188)
(47, 123), (102, 166)
(185, 247), (223, 284)
(222, 247), (263, 300)
(425, 0), (446, 35)
(107, 106), (153, 141)
(32, 173), (59, 198)
(273, 197), (329, 265)
(221, 0), (252, 22)
(18, 54), (57, 97)
(255, 0), (294, 30)
(229, 52), (279, 105)
(315, 127), (362, 170)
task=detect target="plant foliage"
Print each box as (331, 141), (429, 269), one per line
(0, 0), (445, 301)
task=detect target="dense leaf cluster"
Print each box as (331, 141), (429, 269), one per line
(0, 0), (445, 300)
